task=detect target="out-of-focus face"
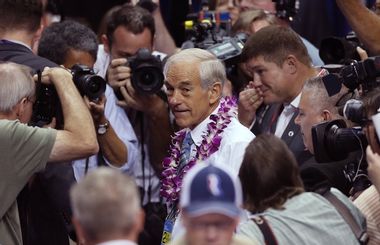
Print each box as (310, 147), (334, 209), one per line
(165, 61), (219, 130)
(107, 26), (153, 60)
(294, 90), (324, 154)
(183, 213), (238, 245)
(216, 0), (240, 24)
(250, 19), (271, 33)
(238, 0), (275, 13)
(64, 49), (96, 69)
(246, 55), (293, 104)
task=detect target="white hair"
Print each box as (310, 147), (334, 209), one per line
(0, 62), (35, 113)
(70, 167), (140, 241)
(163, 48), (227, 88)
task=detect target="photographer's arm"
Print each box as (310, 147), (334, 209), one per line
(151, 2), (177, 56)
(336, 0), (380, 54)
(41, 68), (99, 162)
(84, 95), (129, 167)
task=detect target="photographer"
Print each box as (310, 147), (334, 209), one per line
(38, 20), (139, 180)
(95, 4), (172, 245)
(0, 63), (98, 245)
(294, 76), (359, 196)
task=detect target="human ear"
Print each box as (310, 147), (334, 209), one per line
(101, 34), (111, 54)
(285, 55), (297, 74)
(208, 82), (223, 104)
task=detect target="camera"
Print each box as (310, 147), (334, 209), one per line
(319, 32), (361, 65)
(127, 48), (164, 94)
(311, 119), (367, 163)
(321, 56), (380, 96)
(31, 65), (106, 126)
(71, 64), (106, 100)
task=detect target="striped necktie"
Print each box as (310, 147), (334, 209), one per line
(178, 132), (194, 171)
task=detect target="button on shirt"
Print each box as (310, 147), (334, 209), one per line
(274, 93), (301, 138)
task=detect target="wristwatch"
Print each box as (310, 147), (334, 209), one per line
(97, 121), (109, 135)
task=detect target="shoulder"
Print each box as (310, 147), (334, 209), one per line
(223, 117), (255, 143)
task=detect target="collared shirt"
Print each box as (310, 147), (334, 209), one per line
(72, 84), (139, 180)
(274, 93), (301, 138)
(97, 239), (138, 245)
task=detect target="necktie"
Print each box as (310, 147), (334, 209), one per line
(178, 132), (193, 171)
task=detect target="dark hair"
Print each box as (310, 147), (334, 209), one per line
(105, 5), (155, 47)
(38, 20), (98, 65)
(0, 0), (43, 34)
(241, 25), (311, 67)
(231, 9), (277, 36)
(239, 134), (304, 213)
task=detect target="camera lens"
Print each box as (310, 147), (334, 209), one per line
(74, 74), (106, 100)
(131, 66), (164, 94)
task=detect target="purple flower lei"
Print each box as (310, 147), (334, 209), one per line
(160, 96), (237, 204)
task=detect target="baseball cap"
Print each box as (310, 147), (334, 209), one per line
(180, 162), (243, 218)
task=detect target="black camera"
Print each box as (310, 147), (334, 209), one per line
(31, 65), (106, 126)
(127, 48), (164, 94)
(71, 64), (106, 100)
(322, 56), (380, 96)
(319, 32), (361, 65)
(311, 119), (367, 163)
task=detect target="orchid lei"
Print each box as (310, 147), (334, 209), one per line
(160, 96), (237, 205)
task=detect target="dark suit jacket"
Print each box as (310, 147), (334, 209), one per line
(251, 103), (312, 166)
(0, 41), (75, 244)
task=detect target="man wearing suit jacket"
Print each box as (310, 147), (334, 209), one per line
(238, 25), (318, 165)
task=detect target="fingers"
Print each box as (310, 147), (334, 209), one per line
(356, 46), (368, 61)
(110, 58), (127, 68)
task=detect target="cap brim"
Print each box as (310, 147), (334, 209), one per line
(183, 201), (241, 218)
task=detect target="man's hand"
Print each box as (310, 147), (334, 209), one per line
(107, 58), (130, 91)
(84, 94), (107, 125)
(117, 78), (165, 116)
(34, 67), (73, 85)
(238, 81), (263, 128)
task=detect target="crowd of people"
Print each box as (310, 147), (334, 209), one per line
(2, 0), (380, 245)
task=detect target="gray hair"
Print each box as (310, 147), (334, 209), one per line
(70, 167), (140, 241)
(0, 62), (35, 113)
(163, 48), (227, 88)
(302, 76), (349, 117)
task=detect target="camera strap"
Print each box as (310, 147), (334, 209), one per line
(250, 215), (278, 245)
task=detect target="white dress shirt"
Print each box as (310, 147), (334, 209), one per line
(171, 101), (256, 238)
(274, 93), (301, 138)
(72, 84), (139, 180)
(93, 45), (163, 204)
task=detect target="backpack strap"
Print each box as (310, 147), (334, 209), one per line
(251, 215), (278, 245)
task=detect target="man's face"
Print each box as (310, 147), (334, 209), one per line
(165, 61), (218, 129)
(238, 0), (275, 12)
(246, 56), (292, 104)
(108, 26), (153, 60)
(183, 213), (237, 245)
(295, 90), (324, 154)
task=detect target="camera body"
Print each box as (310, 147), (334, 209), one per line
(31, 65), (106, 126)
(127, 48), (164, 94)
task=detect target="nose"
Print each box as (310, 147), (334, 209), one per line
(205, 225), (218, 242)
(168, 90), (181, 107)
(252, 73), (262, 87)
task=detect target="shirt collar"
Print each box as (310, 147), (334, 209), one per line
(189, 102), (221, 146)
(97, 240), (137, 245)
(0, 39), (32, 51)
(285, 92), (302, 109)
